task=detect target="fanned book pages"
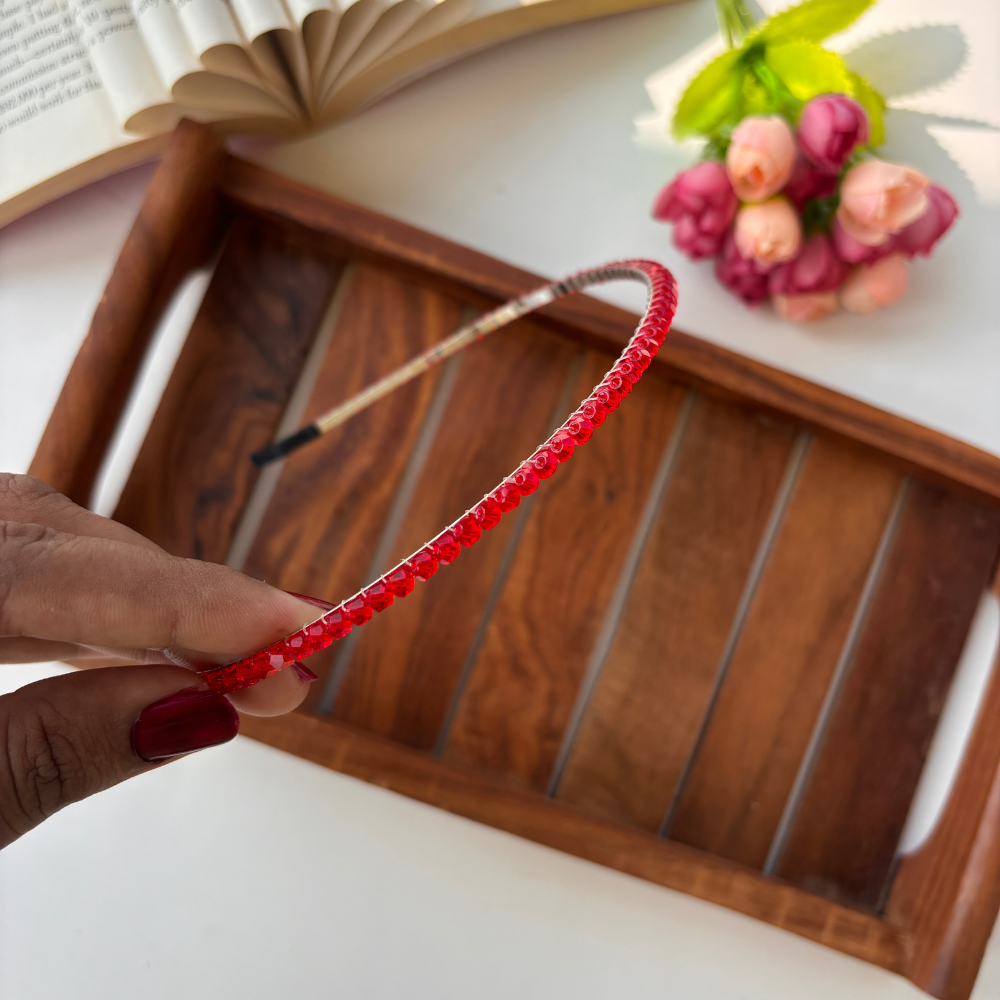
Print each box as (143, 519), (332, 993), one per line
(0, 0), (683, 226)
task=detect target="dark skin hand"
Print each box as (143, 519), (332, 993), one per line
(0, 473), (319, 848)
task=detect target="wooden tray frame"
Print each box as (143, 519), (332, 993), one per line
(30, 121), (1000, 999)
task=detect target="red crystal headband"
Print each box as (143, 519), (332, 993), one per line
(200, 260), (678, 694)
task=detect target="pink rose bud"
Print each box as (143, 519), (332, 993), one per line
(836, 159), (930, 246)
(769, 234), (848, 297)
(831, 217), (895, 265)
(797, 94), (870, 173)
(715, 230), (771, 304)
(726, 116), (796, 202)
(773, 291), (839, 323)
(783, 155), (839, 210)
(734, 197), (801, 266)
(893, 184), (958, 258)
(840, 254), (908, 315)
(652, 160), (738, 260)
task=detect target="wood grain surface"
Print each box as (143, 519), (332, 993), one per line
(556, 397), (796, 831)
(776, 480), (1000, 909)
(114, 212), (339, 560)
(669, 437), (902, 869)
(332, 321), (578, 747)
(888, 566), (1000, 1000)
(242, 264), (462, 643)
(220, 154), (1000, 503)
(30, 120), (227, 505)
(241, 709), (911, 976)
(443, 360), (687, 790)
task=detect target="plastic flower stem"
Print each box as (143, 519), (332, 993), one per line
(715, 0), (756, 48)
(751, 60), (803, 119)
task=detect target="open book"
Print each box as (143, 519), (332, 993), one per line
(0, 0), (682, 227)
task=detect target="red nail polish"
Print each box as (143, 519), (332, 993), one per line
(131, 688), (240, 762)
(291, 662), (319, 683)
(284, 591), (335, 611)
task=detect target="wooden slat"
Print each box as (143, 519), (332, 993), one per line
(669, 437), (902, 868)
(557, 398), (797, 831)
(887, 568), (1000, 1000)
(242, 264), (463, 630)
(443, 360), (687, 789)
(332, 321), (578, 747)
(241, 710), (911, 976)
(30, 120), (228, 506)
(220, 154), (1000, 504)
(776, 481), (1000, 909)
(114, 213), (338, 560)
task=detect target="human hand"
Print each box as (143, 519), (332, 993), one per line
(0, 473), (319, 848)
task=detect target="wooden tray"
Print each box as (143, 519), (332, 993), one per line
(32, 121), (1000, 999)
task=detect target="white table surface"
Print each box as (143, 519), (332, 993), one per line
(2, 1), (999, 997)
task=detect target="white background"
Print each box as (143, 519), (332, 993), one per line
(1, 0), (999, 996)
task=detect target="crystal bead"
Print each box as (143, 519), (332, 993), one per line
(364, 580), (395, 612)
(626, 347), (652, 372)
(386, 565), (415, 597)
(473, 497), (502, 529)
(565, 415), (593, 444)
(493, 481), (521, 512)
(344, 595), (373, 626)
(512, 466), (539, 495)
(269, 652), (286, 670)
(285, 634), (306, 652)
(531, 449), (558, 479)
(548, 431), (575, 462)
(633, 333), (658, 355)
(408, 548), (439, 580)
(454, 515), (482, 547)
(606, 371), (632, 398)
(580, 399), (607, 427)
(323, 608), (354, 639)
(595, 385), (621, 412)
(617, 359), (640, 384)
(432, 531), (461, 565)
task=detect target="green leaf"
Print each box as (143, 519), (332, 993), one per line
(764, 40), (853, 103)
(672, 48), (745, 139)
(754, 0), (875, 45)
(848, 70), (886, 145)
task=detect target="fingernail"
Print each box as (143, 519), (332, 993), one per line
(131, 687), (240, 762)
(291, 662), (319, 683)
(284, 591), (335, 611)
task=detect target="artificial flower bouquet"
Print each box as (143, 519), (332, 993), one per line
(652, 0), (958, 322)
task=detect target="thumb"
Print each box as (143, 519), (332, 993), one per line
(0, 665), (238, 849)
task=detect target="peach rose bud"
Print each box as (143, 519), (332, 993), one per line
(726, 116), (796, 202)
(734, 197), (801, 266)
(840, 254), (908, 315)
(773, 291), (838, 323)
(836, 160), (929, 247)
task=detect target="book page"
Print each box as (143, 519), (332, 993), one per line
(67, 0), (178, 130)
(374, 0), (470, 58)
(131, 0), (298, 118)
(225, 0), (311, 113)
(167, 0), (301, 115)
(316, 0), (391, 100)
(175, 0), (242, 49)
(330, 0), (434, 89)
(282, 0), (339, 91)
(132, 0), (200, 86)
(0, 0), (164, 226)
